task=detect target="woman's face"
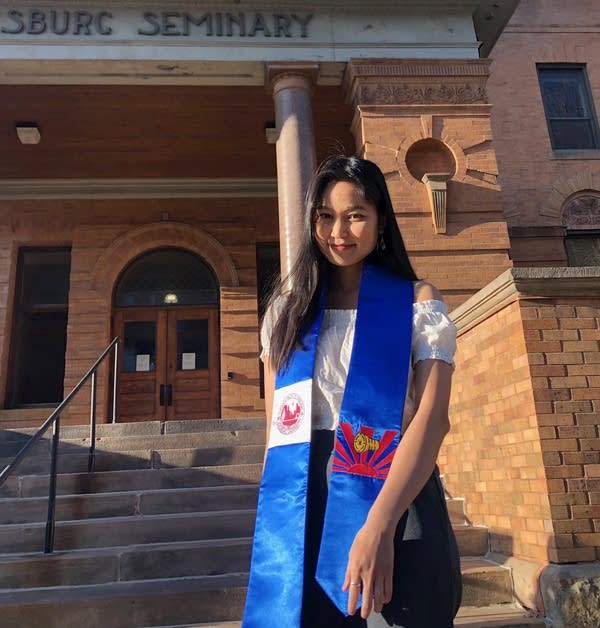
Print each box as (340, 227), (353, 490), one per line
(314, 180), (380, 270)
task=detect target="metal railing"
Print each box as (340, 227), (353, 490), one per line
(0, 337), (120, 553)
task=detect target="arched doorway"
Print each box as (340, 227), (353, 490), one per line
(112, 248), (220, 422)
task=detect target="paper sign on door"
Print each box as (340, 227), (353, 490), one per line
(136, 354), (150, 372)
(182, 353), (196, 370)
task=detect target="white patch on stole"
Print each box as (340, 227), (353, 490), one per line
(268, 379), (312, 449)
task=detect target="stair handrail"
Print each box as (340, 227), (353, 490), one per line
(0, 336), (121, 553)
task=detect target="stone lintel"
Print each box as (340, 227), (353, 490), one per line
(451, 267), (600, 334)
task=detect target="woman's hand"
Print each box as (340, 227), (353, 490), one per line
(342, 517), (395, 618)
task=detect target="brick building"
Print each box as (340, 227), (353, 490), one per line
(440, 1), (600, 625)
(0, 0), (598, 625)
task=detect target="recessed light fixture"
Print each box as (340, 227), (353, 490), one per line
(16, 123), (41, 145)
(265, 122), (277, 144)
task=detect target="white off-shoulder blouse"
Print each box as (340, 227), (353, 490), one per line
(261, 298), (457, 431)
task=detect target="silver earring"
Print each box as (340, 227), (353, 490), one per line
(378, 233), (386, 252)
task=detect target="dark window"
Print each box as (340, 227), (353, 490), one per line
(565, 231), (600, 266)
(8, 249), (71, 407)
(538, 65), (600, 151)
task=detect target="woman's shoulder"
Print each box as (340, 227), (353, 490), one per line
(413, 280), (444, 304)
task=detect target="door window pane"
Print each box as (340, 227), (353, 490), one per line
(177, 320), (208, 370)
(124, 322), (156, 372)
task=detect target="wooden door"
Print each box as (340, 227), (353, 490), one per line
(113, 306), (219, 422)
(114, 309), (166, 422)
(165, 307), (219, 421)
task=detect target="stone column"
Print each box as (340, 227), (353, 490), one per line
(267, 62), (318, 280)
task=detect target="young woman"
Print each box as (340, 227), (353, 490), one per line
(243, 155), (462, 628)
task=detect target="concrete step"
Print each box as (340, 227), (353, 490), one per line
(191, 608), (545, 628)
(0, 503), (485, 559)
(447, 496), (467, 525)
(454, 524), (489, 556)
(0, 538), (253, 588)
(0, 418), (265, 444)
(461, 558), (513, 607)
(0, 551), (511, 604)
(0, 573), (248, 628)
(456, 604), (546, 626)
(155, 446), (263, 469)
(1, 449), (153, 475)
(0, 509), (257, 554)
(0, 463), (263, 498)
(0, 484), (259, 524)
(142, 605), (545, 628)
(0, 429), (266, 459)
(1, 445), (264, 476)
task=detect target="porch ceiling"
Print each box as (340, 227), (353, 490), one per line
(0, 84), (354, 179)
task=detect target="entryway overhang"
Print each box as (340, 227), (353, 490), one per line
(0, 1), (518, 85)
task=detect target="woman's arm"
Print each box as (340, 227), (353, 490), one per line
(344, 281), (454, 618)
(263, 358), (275, 457)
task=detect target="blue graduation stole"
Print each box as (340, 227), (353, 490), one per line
(243, 264), (413, 626)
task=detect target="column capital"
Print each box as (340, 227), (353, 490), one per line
(343, 58), (491, 107)
(266, 62), (319, 95)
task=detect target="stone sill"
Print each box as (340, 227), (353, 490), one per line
(550, 150), (600, 160)
(451, 266), (600, 334)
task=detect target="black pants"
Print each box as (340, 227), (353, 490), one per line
(301, 431), (462, 628)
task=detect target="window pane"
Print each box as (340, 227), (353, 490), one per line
(18, 311), (68, 404)
(549, 119), (596, 150)
(20, 249), (71, 306)
(565, 235), (600, 267)
(177, 319), (209, 370)
(115, 249), (218, 307)
(123, 322), (156, 373)
(538, 66), (599, 151)
(540, 70), (588, 118)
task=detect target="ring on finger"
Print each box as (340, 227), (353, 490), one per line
(349, 581), (361, 587)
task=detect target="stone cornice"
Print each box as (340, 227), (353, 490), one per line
(346, 59), (491, 79)
(0, 177), (277, 199)
(344, 59), (491, 107)
(451, 267), (600, 335)
(3, 1), (486, 7)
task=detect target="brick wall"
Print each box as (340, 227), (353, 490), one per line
(344, 59), (512, 309)
(443, 268), (600, 564)
(522, 297), (600, 562)
(487, 0), (600, 265)
(441, 297), (552, 562)
(0, 197), (278, 426)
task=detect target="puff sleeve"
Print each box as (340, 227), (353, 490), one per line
(260, 296), (285, 359)
(412, 300), (457, 367)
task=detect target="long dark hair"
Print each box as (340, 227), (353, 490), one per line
(266, 155), (418, 372)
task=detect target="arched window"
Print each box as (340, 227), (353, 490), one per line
(562, 192), (600, 267)
(114, 249), (218, 307)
